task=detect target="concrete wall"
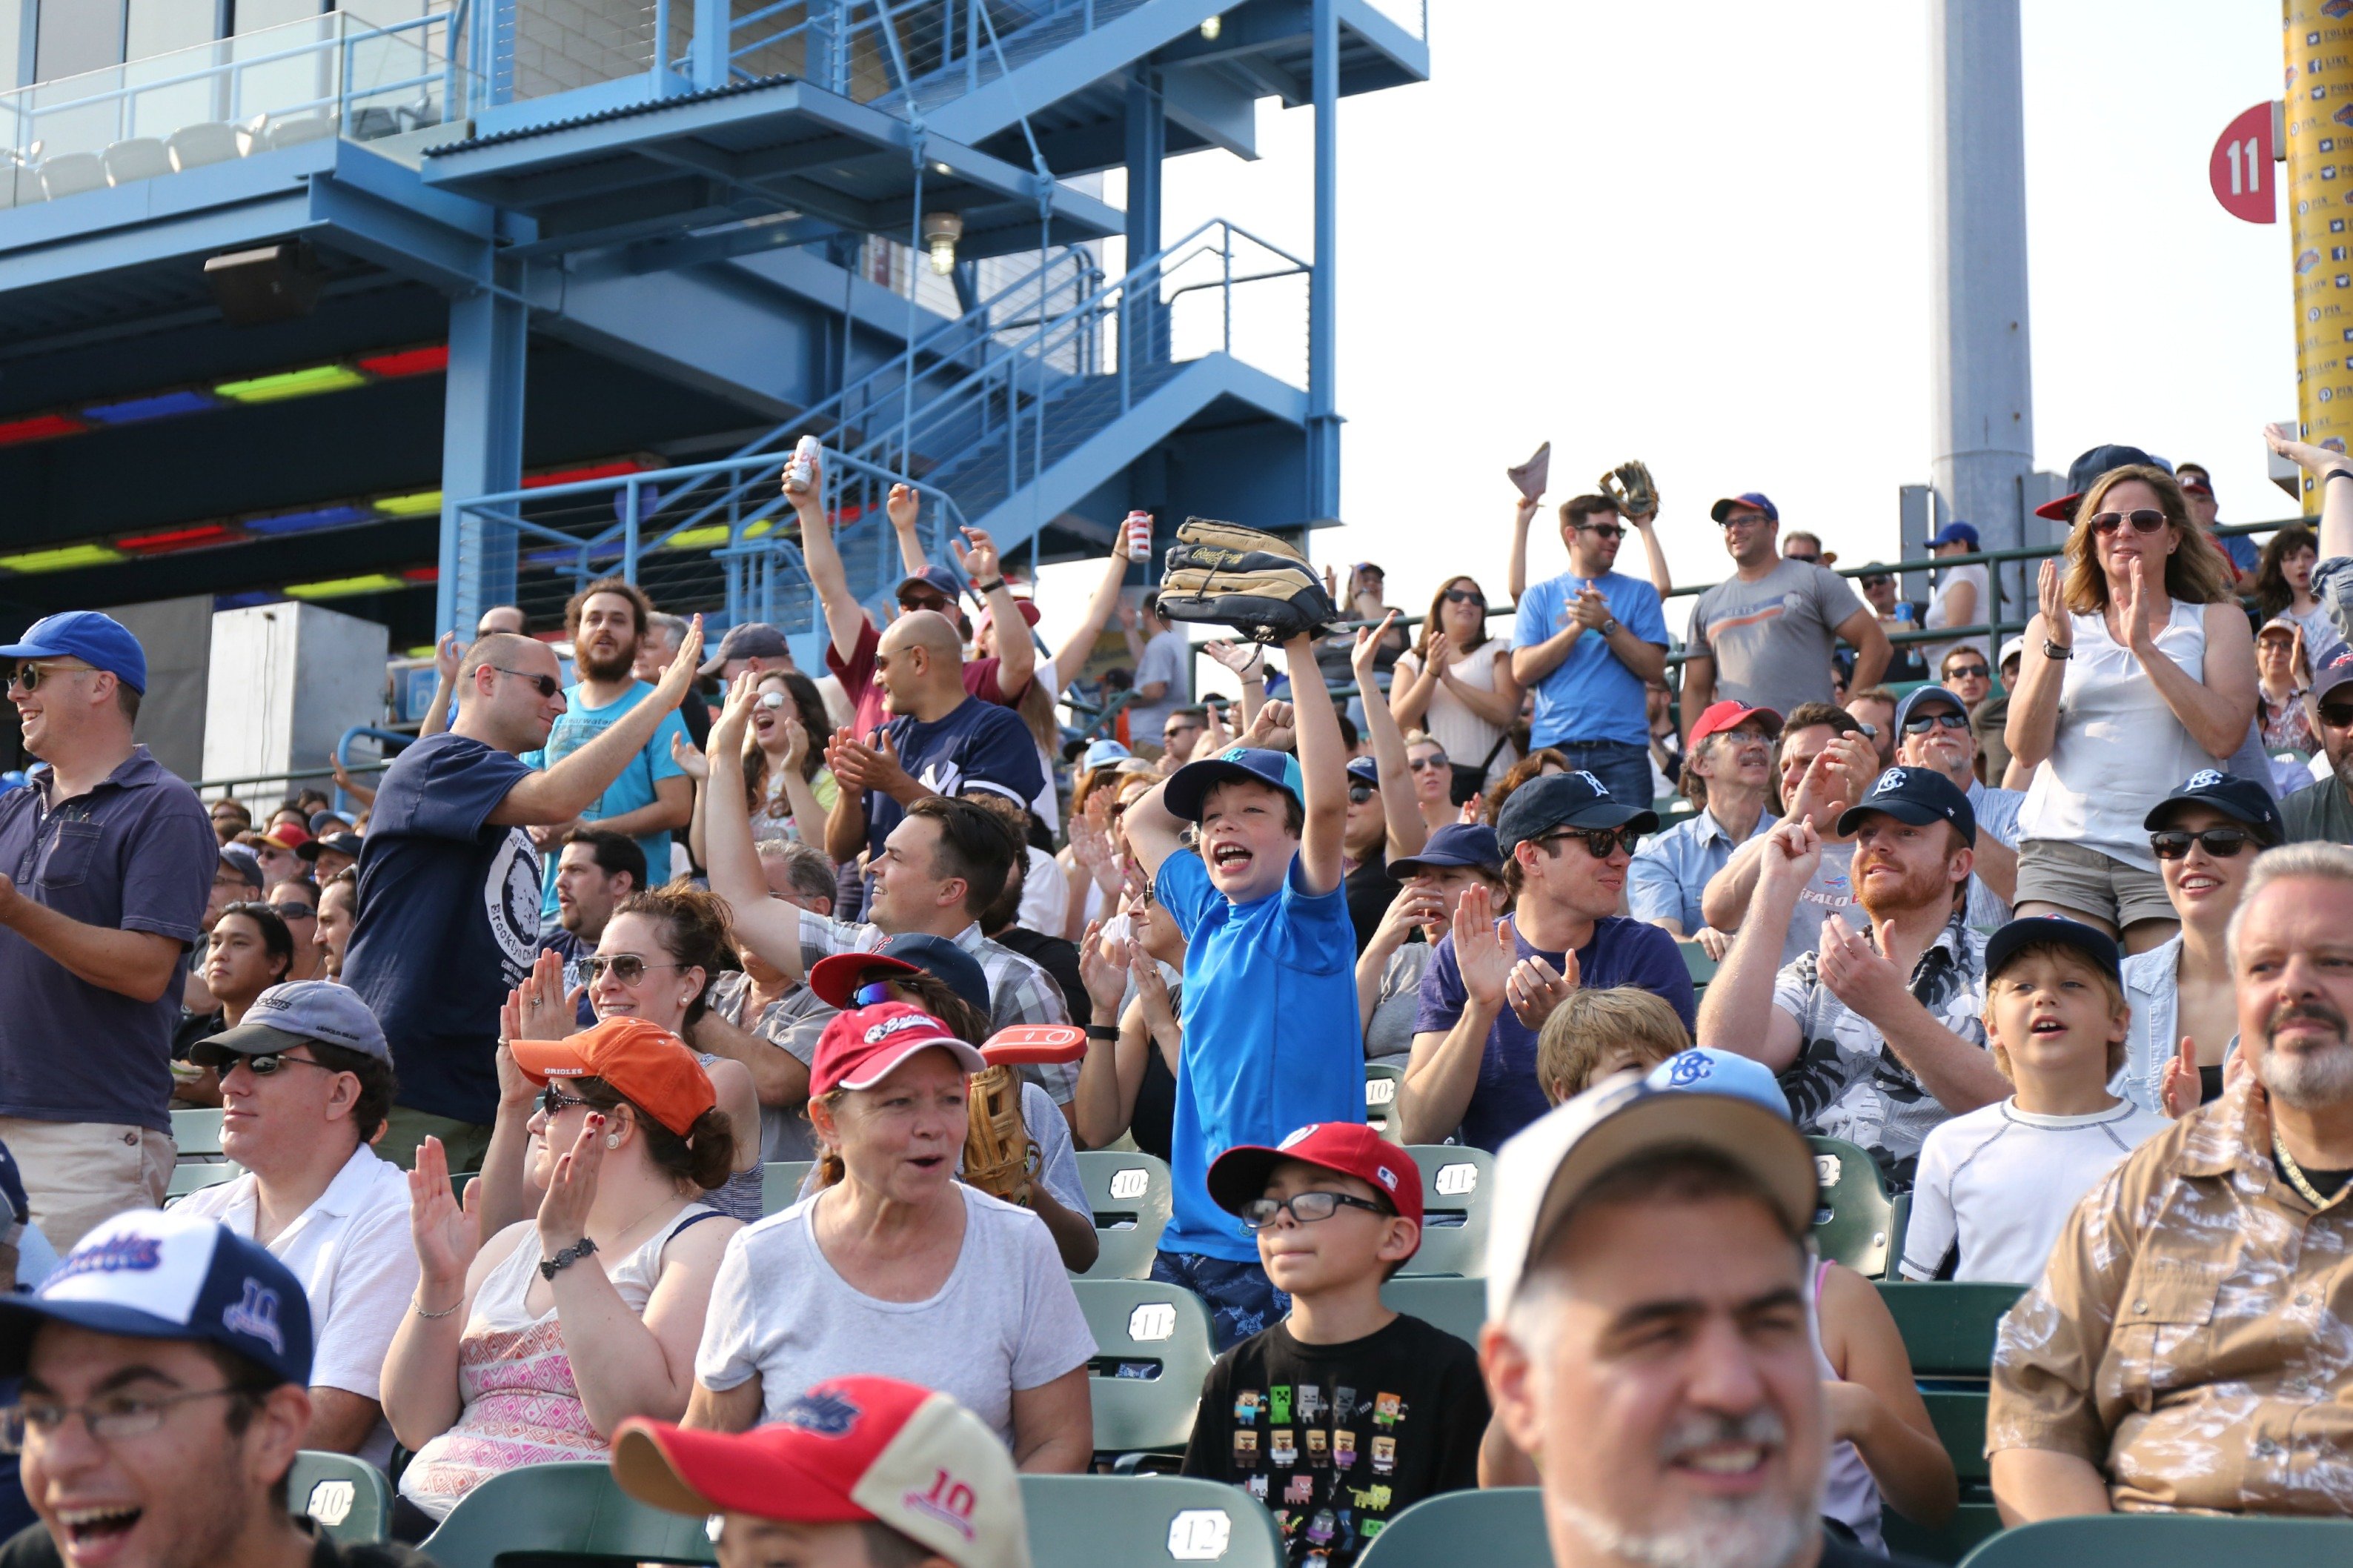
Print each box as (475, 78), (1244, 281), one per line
(104, 596), (213, 784)
(201, 602), (389, 805)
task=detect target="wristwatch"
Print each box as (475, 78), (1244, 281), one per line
(2042, 639), (2072, 661)
(1599, 617), (1621, 639)
(540, 1237), (598, 1280)
(971, 577), (1006, 594)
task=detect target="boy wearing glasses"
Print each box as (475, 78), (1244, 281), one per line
(1181, 1124), (1485, 1565)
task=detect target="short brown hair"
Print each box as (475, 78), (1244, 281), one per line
(1535, 989), (1690, 1103)
(1985, 943), (2128, 1080)
(306, 1040), (398, 1144)
(564, 576), (654, 640)
(1560, 494), (1619, 531)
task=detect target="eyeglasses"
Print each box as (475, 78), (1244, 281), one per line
(271, 903), (316, 920)
(1538, 824), (1643, 859)
(583, 954), (688, 985)
(489, 667), (563, 699)
(1576, 523), (1623, 541)
(1902, 711), (1971, 734)
(0, 1386), (244, 1454)
(1163, 722), (1203, 739)
(1716, 513), (1769, 529)
(1861, 576), (1893, 590)
(2320, 702), (2353, 729)
(1944, 668), (1990, 683)
(1785, 551), (1820, 564)
(2151, 827), (2260, 860)
(1347, 784), (1376, 805)
(1406, 754), (1450, 772)
(2086, 509), (2168, 536)
(538, 1084), (595, 1118)
(901, 593), (953, 615)
(6, 662), (90, 693)
(1238, 1191), (1392, 1229)
(239, 1052), (338, 1079)
(1441, 588), (1486, 605)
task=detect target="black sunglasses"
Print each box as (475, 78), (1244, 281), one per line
(538, 1084), (595, 1118)
(7, 662), (92, 693)
(1539, 824), (1642, 859)
(1441, 588), (1486, 605)
(2150, 827), (2260, 861)
(240, 1052), (338, 1079)
(1861, 575), (1893, 590)
(1902, 712), (1970, 734)
(271, 903), (316, 920)
(1576, 523), (1624, 540)
(1347, 783), (1375, 805)
(1239, 1191), (1392, 1229)
(2320, 702), (2353, 729)
(490, 666), (562, 699)
(1943, 664), (1990, 681)
(2087, 509), (2168, 536)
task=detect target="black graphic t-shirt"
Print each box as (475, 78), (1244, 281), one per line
(1181, 1313), (1487, 1566)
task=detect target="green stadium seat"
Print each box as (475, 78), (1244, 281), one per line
(762, 1160), (814, 1215)
(1396, 1145), (1490, 1278)
(1808, 1137), (1895, 1278)
(1875, 1282), (2026, 1381)
(1355, 1486), (1545, 1567)
(418, 1459), (716, 1567)
(1022, 1473), (1287, 1568)
(288, 1451), (391, 1547)
(165, 1161), (236, 1200)
(1919, 1389), (1990, 1490)
(1887, 1501), (2004, 1567)
(1366, 1065), (1404, 1137)
(1071, 1278), (1216, 1463)
(172, 1107), (226, 1159)
(1076, 1150), (1172, 1280)
(1378, 1275), (1484, 1350)
(1957, 1513), (2353, 1567)
(1676, 939), (1718, 989)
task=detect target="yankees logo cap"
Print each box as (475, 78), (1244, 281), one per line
(0, 1209), (312, 1388)
(812, 1002), (987, 1097)
(613, 1375), (1029, 1568)
(1205, 1121), (1424, 1234)
(509, 1016), (717, 1137)
(1834, 765), (1976, 846)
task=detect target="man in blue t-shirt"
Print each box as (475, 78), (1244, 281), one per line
(1510, 493), (1672, 809)
(1123, 624), (1362, 1350)
(1402, 771), (1696, 1152)
(345, 619), (703, 1172)
(520, 579), (691, 917)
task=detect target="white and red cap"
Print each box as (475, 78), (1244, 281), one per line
(811, 1002), (987, 1097)
(612, 1376), (1028, 1568)
(1205, 1122), (1424, 1234)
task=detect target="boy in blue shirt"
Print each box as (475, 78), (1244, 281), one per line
(1126, 622), (1364, 1349)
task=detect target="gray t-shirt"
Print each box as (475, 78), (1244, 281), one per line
(1127, 628), (1190, 740)
(1780, 840), (1859, 968)
(707, 971), (830, 1162)
(1365, 943), (1433, 1070)
(1687, 559), (1865, 720)
(696, 1183), (1098, 1443)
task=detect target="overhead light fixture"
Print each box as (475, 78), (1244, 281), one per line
(921, 211), (963, 275)
(242, 504), (373, 535)
(116, 524), (242, 555)
(1200, 14), (1221, 39)
(372, 490), (445, 516)
(81, 390), (218, 424)
(284, 573), (406, 600)
(935, 161), (952, 175)
(0, 413), (85, 446)
(213, 364), (367, 403)
(356, 345), (450, 378)
(0, 543), (123, 573)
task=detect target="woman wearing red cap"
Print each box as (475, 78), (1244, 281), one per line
(380, 1017), (743, 1539)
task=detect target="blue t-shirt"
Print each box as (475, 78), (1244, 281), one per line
(1156, 849), (1364, 1263)
(867, 695), (1046, 860)
(1512, 570), (1670, 748)
(2218, 531), (2259, 574)
(537, 925), (598, 1027)
(345, 733), (542, 1126)
(521, 681), (688, 918)
(1414, 914), (1696, 1152)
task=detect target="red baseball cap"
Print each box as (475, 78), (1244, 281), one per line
(1687, 700), (1784, 748)
(611, 1376), (1029, 1568)
(1206, 1122), (1424, 1234)
(508, 1017), (716, 1137)
(259, 822), (311, 851)
(811, 1002), (987, 1097)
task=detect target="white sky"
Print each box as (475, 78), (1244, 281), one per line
(1033, 0), (2297, 696)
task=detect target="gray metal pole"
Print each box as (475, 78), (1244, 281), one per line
(1307, 0), (1340, 524)
(1928, 0), (2033, 609)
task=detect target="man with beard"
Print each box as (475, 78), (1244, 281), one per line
(1698, 767), (2006, 1189)
(1990, 840), (2353, 1519)
(2283, 643), (2353, 845)
(1511, 494), (1671, 810)
(522, 578), (693, 919)
(1481, 1063), (1919, 1568)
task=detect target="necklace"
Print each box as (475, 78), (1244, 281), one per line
(2273, 1126), (2343, 1211)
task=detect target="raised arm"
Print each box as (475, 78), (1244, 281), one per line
(418, 631), (462, 739)
(1353, 612), (1429, 863)
(1694, 819), (1811, 1071)
(2269, 421), (2353, 565)
(1507, 495), (1540, 602)
(798, 462), (878, 667)
(489, 619), (704, 827)
(2005, 561), (2070, 771)
(703, 674), (810, 977)
(1628, 508), (1672, 597)
(1287, 631), (1349, 896)
(1050, 543), (1138, 682)
(952, 525), (1034, 697)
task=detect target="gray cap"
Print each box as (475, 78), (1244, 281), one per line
(218, 843), (264, 890)
(698, 621), (791, 676)
(192, 980), (389, 1066)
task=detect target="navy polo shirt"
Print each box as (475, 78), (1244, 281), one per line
(0, 747), (213, 1132)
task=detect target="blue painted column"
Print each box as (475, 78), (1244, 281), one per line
(437, 270), (528, 637)
(1124, 61), (1166, 365)
(1306, 0), (1340, 522)
(691, 0), (730, 90)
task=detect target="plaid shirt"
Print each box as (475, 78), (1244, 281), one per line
(1990, 1078), (2353, 1514)
(794, 910), (1077, 1101)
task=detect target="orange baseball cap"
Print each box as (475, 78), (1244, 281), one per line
(508, 1017), (716, 1137)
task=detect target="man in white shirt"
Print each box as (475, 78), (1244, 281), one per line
(179, 979), (419, 1467)
(1894, 684), (2023, 928)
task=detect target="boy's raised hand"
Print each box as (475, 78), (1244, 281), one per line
(1242, 699), (1296, 753)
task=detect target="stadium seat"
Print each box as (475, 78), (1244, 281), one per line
(173, 1107), (228, 1159)
(1397, 1145), (1490, 1278)
(1071, 1278), (1215, 1462)
(39, 152), (106, 199)
(288, 1450), (391, 1546)
(1366, 1065), (1403, 1137)
(165, 1161), (236, 1200)
(761, 1160), (812, 1214)
(263, 113), (337, 149)
(1955, 1513), (2353, 1566)
(1888, 1502), (2004, 1567)
(418, 1459), (715, 1567)
(102, 138), (172, 185)
(1677, 939), (1718, 990)
(167, 122), (242, 170)
(1022, 1473), (1286, 1568)
(1075, 1149), (1172, 1280)
(1875, 1282), (2026, 1381)
(1354, 1486), (1544, 1567)
(1378, 1275), (1483, 1350)
(1808, 1136), (1895, 1278)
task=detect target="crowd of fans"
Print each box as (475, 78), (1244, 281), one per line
(0, 427), (2350, 1567)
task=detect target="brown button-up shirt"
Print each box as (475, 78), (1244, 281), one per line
(1988, 1078), (2353, 1512)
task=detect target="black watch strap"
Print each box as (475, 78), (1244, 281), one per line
(972, 577), (1006, 594)
(540, 1237), (598, 1280)
(1084, 1024), (1121, 1041)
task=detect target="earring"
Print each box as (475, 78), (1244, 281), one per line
(605, 1134), (620, 1149)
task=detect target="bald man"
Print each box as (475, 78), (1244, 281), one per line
(417, 605), (536, 737)
(819, 608), (1045, 868)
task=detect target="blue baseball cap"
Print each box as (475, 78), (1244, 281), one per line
(1164, 746), (1303, 823)
(1495, 770), (1657, 854)
(1390, 823), (1504, 875)
(2143, 768), (2285, 845)
(1081, 738), (1132, 772)
(1928, 521), (1979, 551)
(1709, 491), (1779, 525)
(0, 611), (147, 694)
(1345, 756), (1379, 787)
(1836, 764), (1976, 846)
(1892, 685), (1968, 734)
(1646, 1047), (1792, 1120)
(808, 932), (992, 1018)
(1983, 915), (2122, 988)
(193, 979), (390, 1066)
(0, 1209), (311, 1387)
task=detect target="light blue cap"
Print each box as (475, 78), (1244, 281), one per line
(1645, 1047), (1791, 1121)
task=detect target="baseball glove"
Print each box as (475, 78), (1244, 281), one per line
(962, 1063), (1038, 1208)
(1598, 459), (1659, 519)
(1157, 516), (1343, 645)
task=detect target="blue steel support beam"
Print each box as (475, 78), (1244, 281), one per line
(691, 0), (730, 90)
(438, 266), (529, 636)
(1124, 62), (1166, 366)
(1306, 0), (1341, 522)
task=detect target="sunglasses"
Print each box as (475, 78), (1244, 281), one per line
(1861, 576), (1893, 590)
(538, 1084), (595, 1118)
(2086, 509), (2168, 536)
(1406, 754), (1450, 772)
(490, 666), (563, 699)
(1441, 588), (1486, 605)
(1944, 665), (1990, 681)
(1539, 824), (1643, 859)
(852, 979), (900, 1008)
(1576, 524), (1624, 540)
(2321, 703), (2353, 729)
(239, 1052), (339, 1079)
(1347, 784), (1376, 805)
(7, 662), (90, 693)
(584, 954), (688, 985)
(1902, 712), (1970, 734)
(271, 903), (316, 920)
(2150, 827), (2259, 861)
(1717, 513), (1770, 529)
(1238, 1191), (1391, 1229)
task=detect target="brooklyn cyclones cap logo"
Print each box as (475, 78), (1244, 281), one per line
(2186, 769), (2226, 791)
(1872, 769), (1908, 796)
(1666, 1051), (1715, 1088)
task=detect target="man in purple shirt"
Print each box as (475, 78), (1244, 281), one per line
(0, 613), (215, 1249)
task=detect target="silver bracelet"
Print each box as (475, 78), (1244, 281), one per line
(411, 1294), (463, 1320)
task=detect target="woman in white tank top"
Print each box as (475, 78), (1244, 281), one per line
(2007, 466), (2257, 952)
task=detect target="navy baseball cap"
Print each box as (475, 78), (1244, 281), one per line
(1836, 764), (1976, 845)
(1165, 746), (1304, 823)
(1893, 685), (1968, 732)
(1928, 521), (1979, 551)
(1495, 771), (1658, 854)
(218, 843), (264, 891)
(196, 979), (391, 1065)
(1984, 915), (2122, 988)
(0, 1209), (311, 1387)
(2313, 640), (2353, 702)
(0, 611), (147, 694)
(809, 932), (992, 1018)
(299, 830), (363, 863)
(895, 565), (963, 605)
(2143, 768), (2285, 845)
(1709, 491), (1779, 525)
(2034, 444), (2169, 521)
(1345, 756), (1379, 787)
(1390, 823), (1504, 876)
(698, 620), (793, 677)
